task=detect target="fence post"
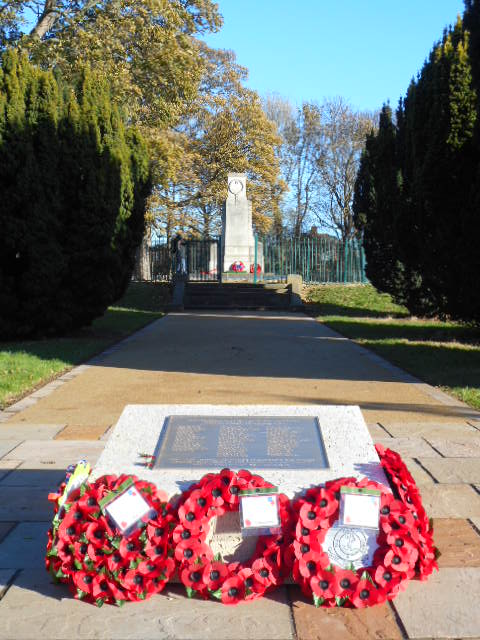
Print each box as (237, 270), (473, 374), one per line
(253, 234), (258, 284)
(344, 239), (349, 283)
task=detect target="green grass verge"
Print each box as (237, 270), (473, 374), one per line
(0, 282), (170, 409)
(304, 284), (480, 411)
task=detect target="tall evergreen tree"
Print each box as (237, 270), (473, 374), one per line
(0, 50), (151, 338)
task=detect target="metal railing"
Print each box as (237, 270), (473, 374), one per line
(133, 235), (367, 284)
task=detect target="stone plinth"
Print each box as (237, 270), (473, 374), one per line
(93, 405), (388, 563)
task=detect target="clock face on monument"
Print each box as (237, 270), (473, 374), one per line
(228, 178), (244, 197)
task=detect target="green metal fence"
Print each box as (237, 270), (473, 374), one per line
(260, 235), (367, 284)
(134, 235), (367, 284)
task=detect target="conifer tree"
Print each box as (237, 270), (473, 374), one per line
(0, 50), (151, 338)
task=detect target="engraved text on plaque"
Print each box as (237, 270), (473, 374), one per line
(153, 416), (329, 469)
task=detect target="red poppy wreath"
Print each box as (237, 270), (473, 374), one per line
(289, 446), (438, 608)
(46, 474), (177, 606)
(173, 468), (294, 605)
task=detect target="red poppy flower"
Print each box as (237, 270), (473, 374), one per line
(181, 563), (208, 591)
(384, 546), (417, 573)
(78, 490), (101, 516)
(174, 539), (213, 565)
(85, 522), (106, 548)
(106, 550), (127, 573)
(203, 478), (226, 508)
(237, 469), (253, 482)
(55, 539), (74, 564)
(87, 543), (108, 565)
(252, 557), (279, 586)
(351, 580), (382, 608)
(202, 561), (229, 590)
(92, 575), (111, 600)
(72, 570), (95, 594)
(178, 501), (209, 534)
(331, 569), (358, 598)
(298, 550), (330, 578)
(135, 559), (163, 578)
(221, 575), (245, 605)
(374, 564), (402, 589)
(121, 569), (149, 595)
(299, 503), (329, 530)
(119, 537), (141, 560)
(311, 569), (336, 599)
(146, 522), (168, 544)
(144, 538), (168, 561)
(237, 567), (265, 599)
(57, 517), (84, 545)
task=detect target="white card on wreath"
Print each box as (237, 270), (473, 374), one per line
(240, 494), (280, 529)
(104, 486), (152, 534)
(340, 487), (381, 530)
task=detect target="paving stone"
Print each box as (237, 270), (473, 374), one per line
(4, 440), (104, 466)
(0, 522), (50, 569)
(5, 397), (38, 412)
(375, 437), (438, 458)
(393, 567), (480, 638)
(0, 523), (15, 544)
(54, 425), (109, 441)
(0, 487), (54, 521)
(402, 458), (434, 485)
(432, 518), (480, 567)
(0, 569), (15, 600)
(380, 421), (478, 439)
(470, 517), (480, 532)
(0, 466), (67, 488)
(0, 460), (21, 482)
(425, 437), (480, 457)
(419, 484), (480, 518)
(0, 413), (10, 423)
(289, 586), (402, 640)
(0, 571), (294, 640)
(0, 442), (21, 459)
(0, 424), (65, 441)
(418, 457), (480, 483)
(367, 423), (391, 440)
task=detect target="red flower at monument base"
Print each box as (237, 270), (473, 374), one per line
(311, 570), (335, 600)
(202, 561), (229, 590)
(221, 576), (246, 605)
(351, 579), (385, 608)
(331, 569), (359, 598)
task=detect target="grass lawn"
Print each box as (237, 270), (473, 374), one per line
(0, 282), (170, 409)
(304, 284), (480, 411)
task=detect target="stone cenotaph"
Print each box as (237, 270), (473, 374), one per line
(221, 173), (263, 274)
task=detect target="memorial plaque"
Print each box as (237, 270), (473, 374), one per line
(152, 415), (329, 469)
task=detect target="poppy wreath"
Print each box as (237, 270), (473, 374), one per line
(45, 474), (177, 606)
(289, 447), (438, 608)
(173, 468), (294, 605)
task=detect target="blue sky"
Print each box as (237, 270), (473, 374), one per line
(203, 0), (466, 112)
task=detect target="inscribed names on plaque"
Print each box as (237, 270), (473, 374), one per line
(153, 416), (329, 469)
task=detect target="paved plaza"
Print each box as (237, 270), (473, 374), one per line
(0, 311), (479, 639)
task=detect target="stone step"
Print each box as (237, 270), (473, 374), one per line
(183, 283), (292, 310)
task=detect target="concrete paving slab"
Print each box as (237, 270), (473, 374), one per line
(425, 437), (480, 457)
(0, 523), (15, 544)
(471, 517), (480, 532)
(419, 484), (480, 518)
(5, 397), (38, 412)
(0, 487), (53, 521)
(3, 440), (104, 467)
(289, 586), (402, 640)
(367, 423), (391, 440)
(380, 421), (479, 439)
(0, 571), (294, 640)
(0, 441), (21, 459)
(54, 425), (109, 440)
(0, 424), (64, 440)
(0, 569), (15, 600)
(0, 522), (50, 569)
(0, 466), (66, 488)
(393, 567), (480, 638)
(419, 457), (480, 483)
(0, 460), (21, 482)
(375, 436), (439, 458)
(433, 518), (480, 567)
(403, 458), (435, 485)
(5, 313), (477, 431)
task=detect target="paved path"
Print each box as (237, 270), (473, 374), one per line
(0, 311), (479, 639)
